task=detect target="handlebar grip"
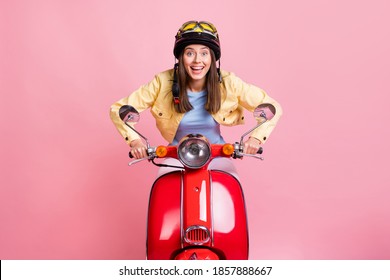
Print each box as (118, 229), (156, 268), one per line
(257, 147), (263, 154)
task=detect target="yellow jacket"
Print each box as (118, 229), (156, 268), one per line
(110, 69), (282, 145)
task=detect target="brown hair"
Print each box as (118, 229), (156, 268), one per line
(174, 50), (221, 114)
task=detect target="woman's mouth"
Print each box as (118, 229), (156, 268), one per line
(190, 66), (204, 74)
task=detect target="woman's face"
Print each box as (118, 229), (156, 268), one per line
(182, 44), (211, 85)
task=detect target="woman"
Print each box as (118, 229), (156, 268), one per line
(110, 21), (282, 171)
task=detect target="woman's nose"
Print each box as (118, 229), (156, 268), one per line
(194, 53), (201, 62)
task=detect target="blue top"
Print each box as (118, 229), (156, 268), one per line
(171, 90), (225, 145)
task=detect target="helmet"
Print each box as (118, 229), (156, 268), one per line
(173, 21), (221, 60)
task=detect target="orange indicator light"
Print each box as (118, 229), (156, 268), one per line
(156, 146), (168, 158)
(222, 144), (234, 156)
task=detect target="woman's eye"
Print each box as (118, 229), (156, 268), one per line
(201, 52), (209, 56)
(186, 51), (194, 57)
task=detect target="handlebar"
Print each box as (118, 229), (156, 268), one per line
(121, 103), (274, 166)
(128, 143), (263, 160)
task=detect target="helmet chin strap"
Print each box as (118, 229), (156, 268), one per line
(217, 60), (222, 83)
(172, 63), (180, 104)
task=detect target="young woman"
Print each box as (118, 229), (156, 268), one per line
(110, 21), (282, 172)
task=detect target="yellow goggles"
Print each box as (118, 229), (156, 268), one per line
(176, 21), (218, 39)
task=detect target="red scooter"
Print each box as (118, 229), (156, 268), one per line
(119, 104), (275, 260)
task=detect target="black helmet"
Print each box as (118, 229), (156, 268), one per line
(173, 21), (221, 60)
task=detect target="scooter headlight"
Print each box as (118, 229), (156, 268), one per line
(177, 134), (211, 169)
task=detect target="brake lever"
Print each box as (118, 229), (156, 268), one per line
(241, 153), (264, 160)
(128, 157), (149, 166)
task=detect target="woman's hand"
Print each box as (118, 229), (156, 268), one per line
(243, 137), (262, 154)
(129, 139), (148, 159)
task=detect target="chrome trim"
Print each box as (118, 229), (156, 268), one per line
(177, 136), (211, 169)
(184, 225), (210, 245)
(180, 170), (184, 249)
(209, 170), (214, 246)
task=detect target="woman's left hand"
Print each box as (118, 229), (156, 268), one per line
(243, 137), (262, 154)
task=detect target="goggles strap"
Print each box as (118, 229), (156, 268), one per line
(172, 63), (180, 104)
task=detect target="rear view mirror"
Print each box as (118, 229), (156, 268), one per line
(253, 103), (276, 121)
(119, 105), (140, 124)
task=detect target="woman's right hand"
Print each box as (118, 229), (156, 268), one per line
(129, 139), (148, 159)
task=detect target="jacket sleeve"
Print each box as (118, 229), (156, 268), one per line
(231, 73), (283, 143)
(109, 74), (162, 145)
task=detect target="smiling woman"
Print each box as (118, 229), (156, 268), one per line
(182, 45), (212, 91)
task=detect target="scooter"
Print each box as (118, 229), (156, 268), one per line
(119, 103), (275, 260)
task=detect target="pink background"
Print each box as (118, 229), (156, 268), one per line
(1, 0), (389, 260)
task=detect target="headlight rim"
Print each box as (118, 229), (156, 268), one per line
(177, 134), (211, 169)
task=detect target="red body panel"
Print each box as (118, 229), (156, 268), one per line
(182, 169), (212, 247)
(210, 171), (249, 259)
(146, 172), (182, 260)
(146, 166), (249, 260)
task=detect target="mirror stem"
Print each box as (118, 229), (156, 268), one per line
(239, 117), (267, 148)
(124, 122), (150, 148)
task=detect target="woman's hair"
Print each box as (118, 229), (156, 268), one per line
(174, 49), (221, 114)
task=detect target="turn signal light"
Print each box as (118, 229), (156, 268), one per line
(222, 144), (234, 156)
(155, 146), (168, 158)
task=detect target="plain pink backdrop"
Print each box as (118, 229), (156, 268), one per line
(1, 0), (389, 259)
